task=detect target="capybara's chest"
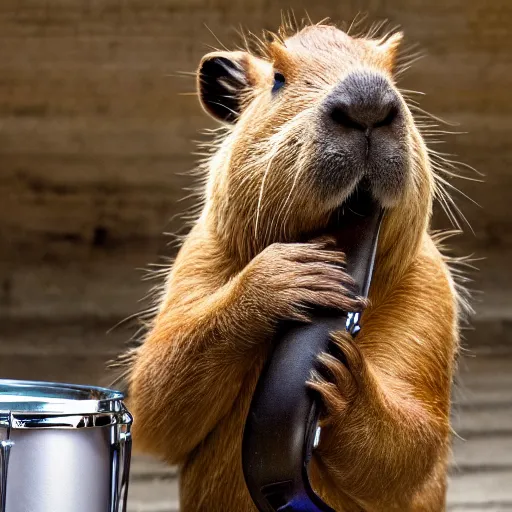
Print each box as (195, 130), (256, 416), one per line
(179, 367), (260, 512)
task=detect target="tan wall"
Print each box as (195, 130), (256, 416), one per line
(1, 0), (510, 321)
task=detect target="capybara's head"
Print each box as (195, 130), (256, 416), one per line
(196, 22), (434, 266)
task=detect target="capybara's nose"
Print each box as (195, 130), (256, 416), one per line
(325, 71), (400, 134)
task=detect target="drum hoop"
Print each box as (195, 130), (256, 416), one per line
(0, 380), (126, 416)
(0, 380), (133, 430)
(4, 410), (132, 430)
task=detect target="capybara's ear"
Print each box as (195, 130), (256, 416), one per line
(197, 51), (255, 123)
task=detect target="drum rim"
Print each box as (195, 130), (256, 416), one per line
(0, 379), (127, 419)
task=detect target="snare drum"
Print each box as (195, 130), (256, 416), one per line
(0, 380), (132, 512)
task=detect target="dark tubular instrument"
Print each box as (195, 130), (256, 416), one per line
(242, 191), (384, 512)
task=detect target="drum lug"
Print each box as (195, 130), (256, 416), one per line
(110, 411), (133, 512)
(0, 440), (14, 512)
(118, 429), (132, 512)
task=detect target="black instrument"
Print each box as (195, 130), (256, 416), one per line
(242, 193), (384, 512)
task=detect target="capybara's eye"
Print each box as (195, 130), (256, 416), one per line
(272, 72), (286, 93)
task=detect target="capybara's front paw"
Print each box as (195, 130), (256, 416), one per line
(307, 331), (367, 423)
(239, 239), (367, 324)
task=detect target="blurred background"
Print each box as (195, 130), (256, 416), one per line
(0, 1), (510, 511)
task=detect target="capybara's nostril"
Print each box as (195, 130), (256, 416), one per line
(373, 103), (398, 128)
(325, 71), (401, 132)
(329, 103), (366, 131)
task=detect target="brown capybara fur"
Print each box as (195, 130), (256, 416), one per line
(123, 21), (465, 512)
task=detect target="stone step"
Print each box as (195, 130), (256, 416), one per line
(128, 478), (179, 512)
(128, 456), (179, 512)
(448, 472), (512, 511)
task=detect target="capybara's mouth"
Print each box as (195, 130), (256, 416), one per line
(305, 179), (381, 248)
(340, 180), (378, 216)
(303, 179), (382, 245)
(329, 179), (381, 226)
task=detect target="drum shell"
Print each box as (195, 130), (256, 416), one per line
(1, 426), (113, 512)
(0, 380), (132, 512)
